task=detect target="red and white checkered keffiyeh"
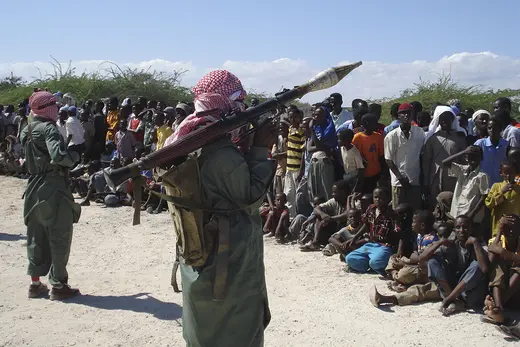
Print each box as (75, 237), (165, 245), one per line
(29, 91), (59, 122)
(164, 70), (247, 146)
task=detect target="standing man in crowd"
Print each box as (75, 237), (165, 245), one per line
(384, 103), (425, 209)
(92, 101), (107, 160)
(65, 106), (85, 157)
(329, 93), (353, 128)
(20, 91), (81, 300)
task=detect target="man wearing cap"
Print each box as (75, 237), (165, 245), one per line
(20, 91), (82, 300)
(65, 106), (85, 157)
(174, 103), (191, 132)
(384, 102), (426, 209)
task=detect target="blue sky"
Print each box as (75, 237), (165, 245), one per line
(3, 0), (519, 65)
(1, 0), (520, 101)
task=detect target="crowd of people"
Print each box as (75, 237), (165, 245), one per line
(0, 92), (194, 212)
(3, 85), (520, 337)
(261, 93), (520, 333)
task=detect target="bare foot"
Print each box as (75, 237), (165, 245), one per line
(483, 295), (505, 324)
(370, 285), (381, 307)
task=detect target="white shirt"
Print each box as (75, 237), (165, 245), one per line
(384, 125), (425, 187)
(65, 116), (85, 146)
(449, 163), (490, 223)
(341, 145), (364, 175)
(331, 109), (353, 128)
(502, 124), (520, 148)
(56, 121), (68, 140)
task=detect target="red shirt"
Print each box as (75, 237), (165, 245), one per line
(129, 118), (144, 143)
(511, 120), (520, 129)
(375, 123), (385, 135)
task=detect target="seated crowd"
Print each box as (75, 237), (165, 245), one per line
(261, 94), (520, 326)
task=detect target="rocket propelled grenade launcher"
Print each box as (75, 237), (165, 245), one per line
(105, 61), (362, 191)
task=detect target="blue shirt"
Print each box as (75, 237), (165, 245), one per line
(474, 137), (509, 187)
(336, 120), (356, 134)
(384, 119), (400, 136)
(331, 109), (353, 129)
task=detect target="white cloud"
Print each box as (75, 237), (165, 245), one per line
(1, 52), (519, 103)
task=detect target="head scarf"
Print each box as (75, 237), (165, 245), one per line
(312, 106), (337, 150)
(434, 191), (454, 221)
(165, 70), (246, 146)
(29, 91), (59, 122)
(472, 109), (491, 122)
(425, 106), (464, 141)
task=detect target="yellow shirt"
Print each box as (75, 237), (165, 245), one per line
(485, 180), (520, 238)
(156, 125), (173, 150)
(106, 110), (119, 142)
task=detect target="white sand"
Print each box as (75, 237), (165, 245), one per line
(0, 176), (515, 346)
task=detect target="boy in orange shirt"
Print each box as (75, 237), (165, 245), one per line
(352, 113), (385, 194)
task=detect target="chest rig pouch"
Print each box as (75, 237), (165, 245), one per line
(154, 152), (234, 301)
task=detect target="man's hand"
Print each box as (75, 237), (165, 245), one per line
(501, 183), (514, 194)
(465, 236), (477, 248)
(439, 238), (454, 247)
(253, 119), (277, 148)
(321, 214), (331, 222)
(488, 242), (505, 256)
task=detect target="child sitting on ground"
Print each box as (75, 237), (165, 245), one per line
(290, 196), (326, 243)
(324, 209), (363, 259)
(300, 180), (349, 251)
(483, 214), (520, 324)
(420, 215), (489, 316)
(485, 160), (520, 241)
(345, 187), (400, 274)
(263, 193), (290, 243)
(385, 210), (438, 291)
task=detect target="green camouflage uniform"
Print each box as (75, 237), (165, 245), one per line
(181, 140), (275, 347)
(20, 117), (81, 288)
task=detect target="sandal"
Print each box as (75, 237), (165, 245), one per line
(322, 244), (337, 256)
(496, 324), (520, 340)
(300, 243), (321, 252)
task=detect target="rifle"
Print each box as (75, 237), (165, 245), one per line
(105, 62), (362, 224)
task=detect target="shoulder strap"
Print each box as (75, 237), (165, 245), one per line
(26, 121), (50, 157)
(147, 187), (264, 213)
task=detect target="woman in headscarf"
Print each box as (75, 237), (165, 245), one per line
(307, 105), (337, 201)
(20, 91), (82, 300)
(422, 106), (466, 209)
(164, 70), (276, 347)
(466, 109), (491, 145)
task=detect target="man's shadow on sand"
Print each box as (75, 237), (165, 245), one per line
(65, 292), (182, 321)
(0, 233), (25, 241)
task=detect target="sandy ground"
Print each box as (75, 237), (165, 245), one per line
(0, 176), (517, 347)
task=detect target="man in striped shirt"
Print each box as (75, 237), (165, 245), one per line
(284, 106), (305, 217)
